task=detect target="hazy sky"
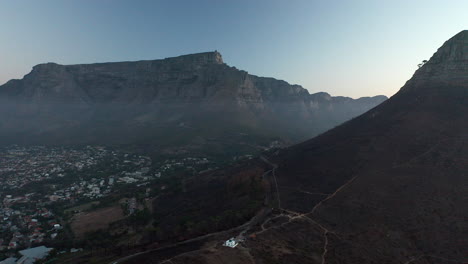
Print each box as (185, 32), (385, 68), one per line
(0, 0), (466, 98)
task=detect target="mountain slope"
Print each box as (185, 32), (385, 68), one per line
(126, 31), (468, 264)
(0, 52), (386, 151)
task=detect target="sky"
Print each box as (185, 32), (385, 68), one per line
(0, 0), (466, 98)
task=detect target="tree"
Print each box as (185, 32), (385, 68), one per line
(418, 60), (428, 68)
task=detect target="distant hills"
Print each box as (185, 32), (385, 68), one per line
(121, 31), (468, 263)
(0, 51), (385, 154)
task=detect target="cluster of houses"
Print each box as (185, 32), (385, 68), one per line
(0, 145), (222, 261)
(0, 146), (107, 190)
(159, 157), (211, 173)
(48, 178), (112, 202)
(0, 146), (158, 207)
(0, 201), (60, 251)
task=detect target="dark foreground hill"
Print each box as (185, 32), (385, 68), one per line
(119, 31), (468, 264)
(0, 51), (385, 155)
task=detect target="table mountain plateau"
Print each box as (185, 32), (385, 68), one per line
(0, 51), (386, 152)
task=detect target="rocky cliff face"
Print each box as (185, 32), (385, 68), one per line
(413, 30), (468, 81)
(0, 51), (386, 148)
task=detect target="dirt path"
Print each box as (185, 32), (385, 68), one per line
(309, 175), (358, 215)
(112, 155), (359, 264)
(403, 254), (466, 264)
(111, 158), (276, 264)
(110, 216), (258, 264)
(260, 155), (280, 208)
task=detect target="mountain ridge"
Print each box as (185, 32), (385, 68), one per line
(0, 51), (387, 152)
(1, 51), (384, 102)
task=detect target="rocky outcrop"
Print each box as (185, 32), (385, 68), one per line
(408, 30), (468, 89)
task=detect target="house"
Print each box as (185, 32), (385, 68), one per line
(8, 241), (17, 249)
(91, 187), (100, 195)
(223, 237), (238, 248)
(17, 246), (53, 264)
(0, 257), (17, 264)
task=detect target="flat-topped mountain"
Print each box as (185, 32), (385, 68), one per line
(0, 51), (386, 153)
(120, 31), (467, 263)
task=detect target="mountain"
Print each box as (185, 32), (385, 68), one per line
(120, 31), (468, 263)
(0, 52), (386, 154)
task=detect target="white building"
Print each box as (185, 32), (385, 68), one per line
(91, 187), (100, 194)
(223, 237), (238, 248)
